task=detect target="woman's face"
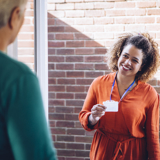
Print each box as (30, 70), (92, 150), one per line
(117, 44), (143, 79)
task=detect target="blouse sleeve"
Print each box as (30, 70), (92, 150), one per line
(79, 78), (100, 131)
(146, 94), (160, 160)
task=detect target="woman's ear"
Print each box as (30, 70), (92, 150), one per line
(8, 7), (21, 29)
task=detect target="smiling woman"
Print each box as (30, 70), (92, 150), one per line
(79, 32), (160, 160)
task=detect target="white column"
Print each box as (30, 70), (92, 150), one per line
(34, 0), (48, 120)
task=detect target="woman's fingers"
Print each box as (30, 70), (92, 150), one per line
(91, 104), (107, 112)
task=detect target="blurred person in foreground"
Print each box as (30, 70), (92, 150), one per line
(0, 0), (57, 159)
(79, 32), (160, 160)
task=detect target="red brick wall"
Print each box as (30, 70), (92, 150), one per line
(48, 1), (160, 159)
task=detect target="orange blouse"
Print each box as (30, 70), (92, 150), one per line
(79, 72), (160, 160)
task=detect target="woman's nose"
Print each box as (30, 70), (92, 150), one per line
(125, 59), (131, 65)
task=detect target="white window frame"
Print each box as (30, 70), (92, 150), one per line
(34, 0), (48, 120)
(7, 0), (48, 120)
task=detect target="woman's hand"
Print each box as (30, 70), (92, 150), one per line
(89, 104), (107, 126)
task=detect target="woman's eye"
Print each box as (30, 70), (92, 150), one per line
(132, 59), (138, 63)
(123, 55), (128, 58)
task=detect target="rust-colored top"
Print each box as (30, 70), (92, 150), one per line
(79, 72), (160, 160)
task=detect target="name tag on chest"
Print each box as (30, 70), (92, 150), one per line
(103, 100), (118, 112)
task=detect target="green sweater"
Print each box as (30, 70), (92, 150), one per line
(0, 51), (57, 160)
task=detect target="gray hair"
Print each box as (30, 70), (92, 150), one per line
(0, 0), (27, 28)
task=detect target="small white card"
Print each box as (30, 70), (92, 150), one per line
(103, 100), (118, 112)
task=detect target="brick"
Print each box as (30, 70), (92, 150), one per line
(48, 92), (56, 99)
(94, 33), (114, 39)
(18, 34), (33, 40)
(24, 18), (31, 25)
(75, 18), (93, 25)
(94, 2), (114, 9)
(85, 130), (95, 136)
(75, 3), (94, 10)
(57, 49), (75, 55)
(48, 49), (56, 55)
(126, 9), (146, 16)
(146, 25), (160, 31)
(48, 26), (64, 32)
(76, 79), (93, 85)
(51, 135), (55, 141)
(154, 87), (160, 94)
(48, 64), (54, 70)
(56, 64), (74, 70)
(66, 11), (84, 18)
(25, 10), (34, 16)
(66, 86), (85, 92)
(66, 157), (84, 160)
(56, 18), (74, 25)
(56, 3), (74, 10)
(66, 56), (83, 62)
(75, 93), (87, 99)
(56, 93), (74, 99)
(75, 136), (93, 143)
(48, 41), (65, 47)
(157, 17), (160, 23)
(95, 64), (108, 70)
(137, 2), (156, 8)
(94, 18), (114, 24)
(54, 142), (65, 149)
(75, 150), (90, 157)
(85, 10), (105, 17)
(48, 78), (56, 84)
(104, 25), (124, 32)
(85, 0), (103, 1)
(148, 79), (157, 86)
(18, 49), (34, 55)
(67, 71), (84, 77)
(136, 17), (155, 24)
(49, 85), (65, 92)
(95, 48), (107, 54)
(65, 26), (84, 32)
(125, 25), (145, 31)
(115, 2), (135, 8)
(156, 32), (160, 39)
(56, 122), (74, 128)
(105, 10), (125, 17)
(48, 56), (64, 62)
(49, 107), (55, 114)
(51, 128), (65, 134)
(115, 17), (135, 24)
(48, 0), (64, 2)
(75, 48), (94, 55)
(48, 11), (65, 18)
(55, 34), (74, 40)
(49, 100), (64, 106)
(66, 100), (84, 106)
(67, 129), (85, 135)
(57, 79), (75, 84)
(18, 56), (34, 63)
(18, 41), (34, 48)
(84, 56), (103, 62)
(47, 3), (55, 11)
(56, 107), (74, 113)
(85, 40), (104, 47)
(20, 26), (34, 32)
(75, 121), (82, 128)
(147, 9), (160, 15)
(86, 144), (91, 150)
(65, 114), (79, 120)
(66, 0), (83, 2)
(48, 71), (65, 77)
(157, 2), (160, 8)
(48, 34), (54, 40)
(74, 33), (93, 40)
(49, 121), (56, 127)
(85, 26), (104, 32)
(57, 149), (75, 156)
(66, 143), (84, 149)
(75, 64), (94, 70)
(85, 71), (104, 78)
(66, 41), (84, 47)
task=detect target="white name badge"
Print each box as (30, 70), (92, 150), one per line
(103, 100), (118, 112)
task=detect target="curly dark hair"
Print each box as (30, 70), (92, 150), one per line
(106, 32), (160, 82)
